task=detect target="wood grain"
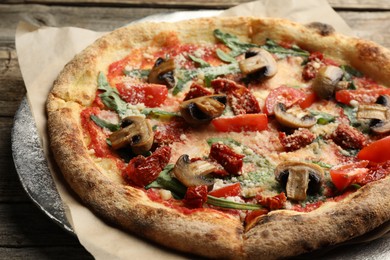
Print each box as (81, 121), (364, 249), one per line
(3, 0), (390, 10)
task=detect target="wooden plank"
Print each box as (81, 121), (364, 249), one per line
(0, 247), (93, 260)
(0, 118), (32, 202)
(3, 0), (390, 10)
(0, 203), (82, 246)
(0, 47), (26, 117)
(2, 5), (390, 45)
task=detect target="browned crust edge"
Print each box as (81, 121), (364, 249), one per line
(47, 17), (390, 259)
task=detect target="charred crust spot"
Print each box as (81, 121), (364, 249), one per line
(298, 239), (315, 251)
(356, 42), (382, 61)
(261, 229), (270, 238)
(306, 22), (335, 36)
(205, 232), (218, 241)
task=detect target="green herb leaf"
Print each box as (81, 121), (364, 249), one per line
(141, 108), (180, 119)
(145, 164), (187, 199)
(188, 54), (210, 68)
(216, 48), (237, 63)
(124, 69), (150, 79)
(340, 65), (363, 90)
(261, 38), (309, 58)
(310, 111), (336, 125)
(213, 29), (257, 57)
(90, 115), (120, 132)
(340, 65), (363, 78)
(311, 161), (333, 169)
(206, 195), (263, 210)
(172, 63), (240, 95)
(97, 72), (128, 117)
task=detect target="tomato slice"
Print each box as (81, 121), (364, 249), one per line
(330, 161), (369, 191)
(335, 87), (390, 105)
(264, 86), (306, 115)
(358, 136), (390, 163)
(298, 91), (317, 109)
(208, 183), (241, 198)
(211, 114), (268, 132)
(116, 82), (168, 107)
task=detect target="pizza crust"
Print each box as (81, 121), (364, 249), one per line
(47, 17), (390, 259)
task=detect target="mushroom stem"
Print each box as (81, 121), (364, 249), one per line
(286, 167), (310, 201)
(275, 161), (324, 201)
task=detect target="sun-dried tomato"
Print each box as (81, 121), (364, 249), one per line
(211, 78), (261, 115)
(228, 87), (261, 115)
(302, 52), (324, 81)
(183, 185), (208, 208)
(256, 192), (287, 210)
(279, 129), (316, 152)
(123, 146), (171, 187)
(331, 124), (366, 149)
(183, 83), (213, 101)
(209, 143), (244, 175)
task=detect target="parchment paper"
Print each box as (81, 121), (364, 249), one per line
(15, 0), (357, 259)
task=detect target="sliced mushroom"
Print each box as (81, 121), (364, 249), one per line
(148, 57), (175, 88)
(274, 103), (316, 128)
(108, 116), (154, 154)
(173, 155), (216, 187)
(180, 94), (227, 125)
(275, 161), (324, 201)
(239, 48), (277, 78)
(357, 95), (390, 134)
(312, 65), (344, 99)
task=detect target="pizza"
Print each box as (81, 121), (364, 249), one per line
(46, 17), (390, 259)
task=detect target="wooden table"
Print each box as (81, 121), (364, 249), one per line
(1, 0), (390, 258)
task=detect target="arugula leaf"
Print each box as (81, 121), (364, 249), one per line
(261, 38), (309, 58)
(206, 196), (263, 210)
(310, 111), (336, 125)
(145, 164), (187, 199)
(146, 164), (264, 210)
(311, 161), (333, 169)
(216, 49), (237, 63)
(90, 115), (120, 132)
(141, 108), (180, 119)
(172, 63), (240, 95)
(207, 137), (242, 147)
(124, 69), (150, 79)
(188, 54), (210, 68)
(340, 65), (363, 90)
(213, 29), (257, 57)
(97, 72), (128, 117)
(340, 65), (363, 78)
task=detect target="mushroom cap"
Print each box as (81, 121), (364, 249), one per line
(108, 115), (154, 154)
(274, 103), (316, 128)
(148, 57), (176, 88)
(173, 154), (216, 187)
(357, 95), (390, 134)
(239, 48), (278, 78)
(275, 161), (324, 201)
(180, 94), (227, 125)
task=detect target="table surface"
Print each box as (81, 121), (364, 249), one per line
(2, 0), (390, 259)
